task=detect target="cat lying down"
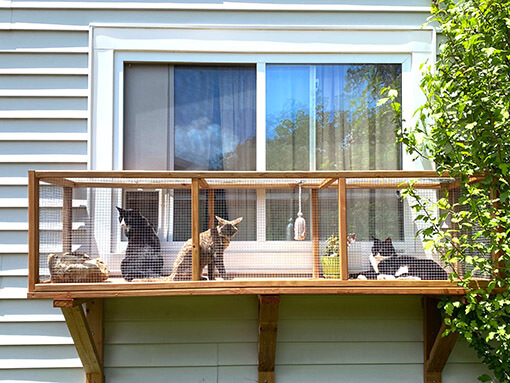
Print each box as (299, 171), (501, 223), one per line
(348, 237), (448, 280)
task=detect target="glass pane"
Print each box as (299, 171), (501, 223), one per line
(172, 189), (256, 241)
(266, 65), (310, 171)
(174, 65), (257, 171)
(266, 189), (311, 241)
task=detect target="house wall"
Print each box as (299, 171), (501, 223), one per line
(0, 1), (488, 382)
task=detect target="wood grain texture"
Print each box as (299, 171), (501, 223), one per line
(423, 296), (458, 383)
(258, 295), (280, 383)
(311, 189), (320, 279)
(62, 186), (73, 254)
(86, 299), (104, 383)
(191, 178), (201, 281)
(28, 170), (39, 292)
(60, 304), (102, 375)
(338, 178), (348, 280)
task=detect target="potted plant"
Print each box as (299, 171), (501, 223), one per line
(321, 233), (341, 279)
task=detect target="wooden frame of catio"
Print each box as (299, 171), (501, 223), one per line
(27, 170), (487, 383)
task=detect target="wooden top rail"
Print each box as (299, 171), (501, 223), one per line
(34, 170), (456, 179)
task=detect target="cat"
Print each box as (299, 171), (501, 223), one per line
(116, 206), (163, 281)
(170, 216), (243, 281)
(349, 237), (448, 280)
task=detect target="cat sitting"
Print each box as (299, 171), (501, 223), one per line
(116, 207), (163, 281)
(170, 216), (242, 281)
(349, 237), (448, 280)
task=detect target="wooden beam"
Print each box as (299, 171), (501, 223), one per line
(198, 178), (209, 189)
(28, 170), (40, 292)
(319, 178), (336, 189)
(311, 189), (320, 278)
(191, 178), (201, 281)
(423, 296), (458, 383)
(85, 299), (104, 383)
(258, 295), (280, 383)
(208, 189), (215, 229)
(338, 178), (348, 280)
(53, 299), (89, 308)
(60, 303), (103, 377)
(62, 186), (73, 254)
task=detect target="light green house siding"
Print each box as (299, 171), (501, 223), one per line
(0, 1), (490, 381)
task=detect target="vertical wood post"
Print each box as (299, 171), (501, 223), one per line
(338, 178), (348, 280)
(208, 189), (215, 229)
(86, 299), (104, 383)
(423, 296), (458, 383)
(311, 189), (320, 279)
(258, 295), (280, 383)
(63, 186), (73, 254)
(28, 171), (40, 290)
(191, 178), (201, 281)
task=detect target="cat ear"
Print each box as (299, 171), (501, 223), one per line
(116, 206), (122, 212)
(385, 237), (392, 243)
(215, 216), (227, 225)
(231, 217), (243, 226)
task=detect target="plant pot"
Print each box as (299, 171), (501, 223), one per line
(320, 256), (340, 279)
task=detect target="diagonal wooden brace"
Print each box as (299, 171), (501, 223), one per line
(56, 299), (104, 383)
(258, 295), (280, 383)
(423, 296), (459, 383)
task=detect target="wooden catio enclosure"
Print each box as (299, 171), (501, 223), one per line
(28, 170), (487, 299)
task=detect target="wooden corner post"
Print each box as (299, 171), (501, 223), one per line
(258, 295), (280, 383)
(423, 296), (458, 383)
(191, 178), (201, 281)
(55, 299), (104, 383)
(28, 170), (40, 291)
(311, 189), (320, 278)
(63, 186), (73, 254)
(338, 178), (348, 280)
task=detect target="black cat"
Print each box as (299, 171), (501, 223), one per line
(116, 207), (163, 281)
(349, 237), (448, 280)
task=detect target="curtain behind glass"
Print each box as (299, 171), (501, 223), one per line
(174, 66), (256, 171)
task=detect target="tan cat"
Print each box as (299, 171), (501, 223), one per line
(170, 216), (243, 281)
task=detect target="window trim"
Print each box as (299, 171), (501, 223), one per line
(89, 24), (437, 265)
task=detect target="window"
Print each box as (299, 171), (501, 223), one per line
(122, 62), (402, 242)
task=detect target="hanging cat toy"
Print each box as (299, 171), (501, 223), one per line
(294, 181), (307, 240)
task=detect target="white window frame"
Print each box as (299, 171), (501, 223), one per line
(89, 24), (437, 271)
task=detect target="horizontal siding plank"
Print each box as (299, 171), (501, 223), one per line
(0, 22), (89, 31)
(105, 320), (258, 344)
(0, 132), (87, 141)
(0, 154), (87, 163)
(0, 222), (85, 231)
(279, 295), (422, 319)
(105, 366), (218, 383)
(275, 364), (423, 383)
(0, 254), (28, 276)
(0, 111), (87, 119)
(0, 119), (86, 135)
(448, 341), (486, 364)
(0, 97), (87, 111)
(0, 75), (87, 90)
(4, 2), (431, 12)
(0, 47), (89, 53)
(12, 10), (429, 28)
(0, 276), (28, 299)
(105, 296), (258, 321)
(0, 177), (28, 185)
(0, 163), (86, 178)
(276, 342), (423, 364)
(104, 344), (218, 367)
(0, 89), (88, 97)
(278, 318), (422, 342)
(0, 345), (81, 369)
(0, 322), (73, 345)
(0, 141), (86, 156)
(0, 31), (88, 50)
(0, 299), (64, 322)
(442, 363), (491, 383)
(0, 245), (28, 254)
(0, 68), (88, 75)
(0, 52), (88, 69)
(218, 366), (258, 383)
(1, 368), (84, 383)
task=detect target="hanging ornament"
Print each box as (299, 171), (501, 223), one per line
(294, 182), (307, 241)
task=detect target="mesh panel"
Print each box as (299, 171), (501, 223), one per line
(36, 175), (486, 284)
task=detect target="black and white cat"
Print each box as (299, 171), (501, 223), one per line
(116, 207), (163, 281)
(350, 237), (448, 280)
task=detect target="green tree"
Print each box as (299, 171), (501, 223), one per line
(384, 0), (510, 381)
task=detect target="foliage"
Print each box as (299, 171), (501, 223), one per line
(382, 0), (510, 381)
(325, 233), (339, 256)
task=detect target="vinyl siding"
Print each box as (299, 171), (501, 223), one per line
(0, 1), (488, 382)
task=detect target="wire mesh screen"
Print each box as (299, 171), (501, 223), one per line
(346, 178), (453, 281)
(36, 175), (485, 284)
